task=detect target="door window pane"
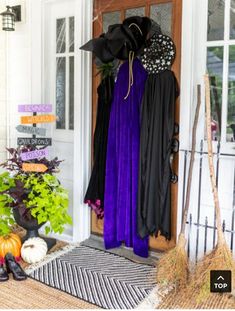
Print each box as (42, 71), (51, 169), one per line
(56, 57), (66, 129)
(230, 0), (235, 39)
(125, 7), (145, 18)
(69, 56), (74, 130)
(69, 17), (75, 52)
(150, 3), (172, 37)
(207, 0), (225, 41)
(227, 46), (235, 142)
(207, 47), (224, 141)
(103, 11), (121, 33)
(56, 18), (66, 53)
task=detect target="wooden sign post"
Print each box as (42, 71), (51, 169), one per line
(16, 125), (46, 136)
(22, 163), (48, 173)
(17, 138), (52, 146)
(21, 148), (49, 161)
(18, 104), (52, 113)
(21, 115), (56, 125)
(17, 104), (56, 171)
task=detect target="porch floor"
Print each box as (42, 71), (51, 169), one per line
(0, 277), (98, 309)
(81, 234), (160, 266)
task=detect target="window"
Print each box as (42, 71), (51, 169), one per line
(206, 0), (235, 142)
(56, 16), (75, 130)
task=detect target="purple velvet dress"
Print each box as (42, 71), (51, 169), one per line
(104, 58), (149, 258)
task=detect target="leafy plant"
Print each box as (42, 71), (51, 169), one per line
(0, 148), (72, 237)
(96, 59), (119, 80)
(0, 172), (16, 236)
(18, 173), (72, 234)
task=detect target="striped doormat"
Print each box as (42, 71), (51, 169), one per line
(28, 245), (156, 309)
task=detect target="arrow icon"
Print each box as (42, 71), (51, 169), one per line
(22, 163), (48, 173)
(217, 276), (225, 281)
(16, 125), (46, 136)
(21, 114), (56, 125)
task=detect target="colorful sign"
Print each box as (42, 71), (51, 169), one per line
(21, 115), (56, 124)
(16, 125), (46, 136)
(22, 163), (48, 173)
(17, 138), (52, 146)
(21, 148), (49, 161)
(18, 104), (52, 113)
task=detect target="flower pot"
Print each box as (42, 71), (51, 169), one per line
(13, 207), (56, 251)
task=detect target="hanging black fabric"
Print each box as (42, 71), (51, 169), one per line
(137, 70), (179, 240)
(84, 75), (114, 218)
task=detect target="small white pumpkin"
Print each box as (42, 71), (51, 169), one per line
(21, 237), (48, 264)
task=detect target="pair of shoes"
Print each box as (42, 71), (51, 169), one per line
(0, 253), (27, 282)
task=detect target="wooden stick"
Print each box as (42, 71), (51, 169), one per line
(204, 74), (224, 243)
(181, 85), (201, 234)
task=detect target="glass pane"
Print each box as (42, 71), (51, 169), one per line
(207, 47), (224, 141)
(207, 0), (225, 41)
(56, 18), (66, 53)
(69, 56), (74, 130)
(125, 7), (145, 18)
(230, 0), (235, 39)
(150, 3), (172, 36)
(69, 17), (75, 52)
(103, 11), (121, 33)
(56, 57), (66, 129)
(227, 46), (235, 142)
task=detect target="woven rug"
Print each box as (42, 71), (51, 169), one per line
(27, 245), (156, 309)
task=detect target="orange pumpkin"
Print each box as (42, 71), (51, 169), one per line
(0, 233), (22, 258)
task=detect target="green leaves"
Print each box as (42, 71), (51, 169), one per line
(0, 172), (15, 236)
(0, 171), (72, 237)
(21, 173), (72, 235)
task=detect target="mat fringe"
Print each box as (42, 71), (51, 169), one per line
(25, 243), (79, 274)
(136, 285), (172, 309)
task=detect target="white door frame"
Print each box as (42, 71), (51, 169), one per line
(177, 0), (208, 235)
(30, 0), (93, 243)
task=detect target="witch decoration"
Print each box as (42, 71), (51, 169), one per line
(82, 16), (178, 258)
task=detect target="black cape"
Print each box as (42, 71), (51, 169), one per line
(137, 70), (178, 239)
(84, 75), (114, 218)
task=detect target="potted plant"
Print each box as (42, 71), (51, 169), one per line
(0, 147), (72, 250)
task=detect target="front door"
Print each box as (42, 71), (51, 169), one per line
(91, 0), (182, 251)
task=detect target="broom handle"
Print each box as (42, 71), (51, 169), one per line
(204, 74), (224, 243)
(181, 85), (201, 234)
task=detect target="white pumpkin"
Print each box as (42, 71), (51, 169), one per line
(21, 237), (48, 264)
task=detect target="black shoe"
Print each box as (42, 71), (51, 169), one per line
(5, 253), (27, 281)
(0, 263), (9, 282)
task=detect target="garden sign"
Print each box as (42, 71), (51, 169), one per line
(17, 104), (56, 172)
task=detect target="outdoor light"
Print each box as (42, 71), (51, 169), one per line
(0, 5), (21, 31)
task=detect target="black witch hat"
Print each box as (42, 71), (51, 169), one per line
(80, 16), (152, 63)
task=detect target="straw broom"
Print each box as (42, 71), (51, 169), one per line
(156, 85), (202, 288)
(185, 74), (235, 302)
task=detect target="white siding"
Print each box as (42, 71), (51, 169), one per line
(0, 1), (7, 166)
